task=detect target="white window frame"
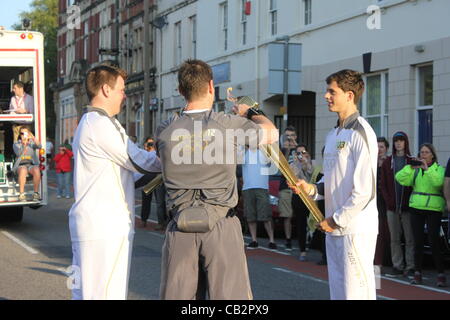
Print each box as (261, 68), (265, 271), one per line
(84, 23), (89, 60)
(60, 95), (77, 144)
(190, 15), (197, 58)
(361, 72), (389, 138)
(269, 0), (277, 36)
(415, 63), (434, 152)
(304, 0), (312, 25)
(174, 21), (182, 66)
(221, 1), (228, 51)
(241, 0), (247, 45)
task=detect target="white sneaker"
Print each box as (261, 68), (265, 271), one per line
(57, 195), (62, 199)
(18, 193), (26, 201)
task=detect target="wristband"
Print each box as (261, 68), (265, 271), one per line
(246, 107), (265, 120)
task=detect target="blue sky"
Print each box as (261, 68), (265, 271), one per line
(0, 0), (34, 29)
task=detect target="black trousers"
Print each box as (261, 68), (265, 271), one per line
(292, 194), (309, 252)
(135, 173), (167, 225)
(410, 208), (445, 273)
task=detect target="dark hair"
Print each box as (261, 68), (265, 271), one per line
(85, 65), (128, 101)
(178, 59), (213, 101)
(284, 126), (296, 133)
(418, 143), (438, 163)
(326, 69), (365, 105)
(13, 81), (25, 88)
(143, 136), (154, 144)
(393, 131), (407, 141)
(296, 143), (308, 152)
(377, 137), (389, 149)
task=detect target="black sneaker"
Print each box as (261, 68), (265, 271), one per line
(268, 242), (277, 250)
(247, 241), (258, 249)
(285, 239), (292, 251)
(386, 267), (403, 277)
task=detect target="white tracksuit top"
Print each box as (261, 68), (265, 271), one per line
(68, 111), (161, 242)
(321, 113), (378, 236)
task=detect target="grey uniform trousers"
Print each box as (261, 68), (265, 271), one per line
(159, 215), (253, 300)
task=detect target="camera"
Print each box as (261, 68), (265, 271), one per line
(410, 159), (423, 167)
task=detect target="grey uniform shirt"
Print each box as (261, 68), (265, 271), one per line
(155, 109), (260, 213)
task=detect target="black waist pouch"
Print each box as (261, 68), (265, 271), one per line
(175, 204), (230, 233)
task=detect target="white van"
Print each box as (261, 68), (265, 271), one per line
(0, 28), (48, 222)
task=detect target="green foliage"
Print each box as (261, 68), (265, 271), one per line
(12, 0), (58, 139)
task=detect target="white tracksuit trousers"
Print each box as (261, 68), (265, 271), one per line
(71, 234), (134, 300)
(326, 233), (377, 300)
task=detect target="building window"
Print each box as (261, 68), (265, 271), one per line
(190, 16), (197, 58)
(175, 21), (182, 66)
(304, 0), (312, 25)
(241, 0), (247, 45)
(221, 2), (228, 50)
(417, 64), (433, 147)
(269, 0), (277, 36)
(361, 72), (389, 138)
(60, 96), (77, 144)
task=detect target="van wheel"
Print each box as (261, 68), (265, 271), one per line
(5, 207), (23, 223)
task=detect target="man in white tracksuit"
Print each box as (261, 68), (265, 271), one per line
(292, 69), (378, 300)
(68, 65), (161, 300)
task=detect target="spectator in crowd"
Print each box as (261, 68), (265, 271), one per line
(291, 144), (314, 261)
(380, 131), (414, 277)
(242, 148), (276, 249)
(13, 126), (42, 201)
(444, 157), (450, 242)
(139, 136), (167, 230)
(374, 137), (391, 270)
(9, 81), (34, 142)
(54, 144), (74, 199)
(395, 143), (446, 287)
(278, 126), (298, 250)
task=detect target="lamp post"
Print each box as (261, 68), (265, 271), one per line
(151, 16), (168, 127)
(143, 0), (151, 138)
(276, 35), (289, 131)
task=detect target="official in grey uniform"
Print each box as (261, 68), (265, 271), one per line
(155, 59), (278, 300)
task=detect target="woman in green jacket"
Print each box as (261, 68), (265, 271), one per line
(395, 143), (446, 287)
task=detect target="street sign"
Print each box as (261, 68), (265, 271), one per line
(268, 43), (302, 95)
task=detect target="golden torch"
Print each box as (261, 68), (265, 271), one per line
(227, 88), (324, 224)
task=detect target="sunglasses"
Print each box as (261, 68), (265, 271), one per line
(296, 150), (308, 155)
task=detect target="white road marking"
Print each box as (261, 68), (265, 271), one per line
(272, 267), (395, 300)
(1, 231), (39, 255)
(379, 275), (450, 295)
(273, 267), (329, 285)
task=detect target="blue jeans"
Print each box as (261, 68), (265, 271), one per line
(56, 171), (72, 197)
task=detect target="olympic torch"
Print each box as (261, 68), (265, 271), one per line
(227, 88), (324, 224)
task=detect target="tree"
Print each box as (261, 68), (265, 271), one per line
(13, 0), (58, 139)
